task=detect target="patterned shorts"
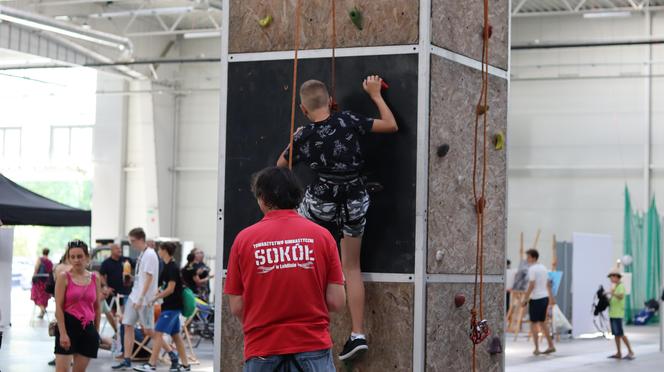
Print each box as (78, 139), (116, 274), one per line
(298, 188), (370, 238)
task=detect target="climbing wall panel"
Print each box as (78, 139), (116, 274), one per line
(223, 54), (418, 274)
(228, 0), (419, 53)
(220, 283), (413, 372)
(431, 0), (509, 70)
(427, 55), (507, 275)
(426, 283), (504, 372)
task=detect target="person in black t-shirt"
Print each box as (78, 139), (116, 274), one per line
(277, 76), (398, 361)
(135, 242), (189, 372)
(99, 244), (133, 307)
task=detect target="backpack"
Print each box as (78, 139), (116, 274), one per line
(182, 287), (197, 318)
(594, 286), (609, 316)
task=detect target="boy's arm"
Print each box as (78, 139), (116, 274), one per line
(363, 75), (398, 133)
(276, 127), (304, 167)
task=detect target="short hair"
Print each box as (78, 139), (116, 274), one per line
(251, 167), (303, 210)
(128, 227), (146, 241)
(159, 242), (177, 257)
(300, 80), (330, 111)
(42, 248), (50, 256)
(66, 240), (89, 257)
(526, 249), (539, 260)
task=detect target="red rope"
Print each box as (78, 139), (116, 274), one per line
(471, 0), (491, 371)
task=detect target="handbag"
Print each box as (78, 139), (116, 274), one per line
(48, 320), (58, 337)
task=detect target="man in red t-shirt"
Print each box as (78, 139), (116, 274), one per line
(224, 167), (346, 371)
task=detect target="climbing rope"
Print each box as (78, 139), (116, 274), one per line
(470, 0), (491, 371)
(330, 0), (338, 110)
(287, 0), (302, 169)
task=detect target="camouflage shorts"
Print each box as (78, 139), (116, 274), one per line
(298, 189), (370, 237)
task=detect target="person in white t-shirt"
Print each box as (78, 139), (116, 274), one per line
(112, 227), (159, 370)
(522, 249), (556, 356)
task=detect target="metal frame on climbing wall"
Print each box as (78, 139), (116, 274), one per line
(213, 0), (511, 370)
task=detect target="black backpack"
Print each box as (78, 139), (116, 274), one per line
(594, 285), (609, 316)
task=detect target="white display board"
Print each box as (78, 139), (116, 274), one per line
(0, 228), (14, 328)
(572, 233), (613, 337)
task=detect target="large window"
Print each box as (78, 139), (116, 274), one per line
(50, 126), (93, 161)
(0, 127), (21, 159)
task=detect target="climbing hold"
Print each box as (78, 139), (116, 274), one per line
(349, 7), (363, 30)
(469, 319), (490, 345)
(482, 24), (493, 39)
(435, 250), (444, 262)
(437, 144), (450, 158)
(476, 104), (489, 115)
(493, 131), (505, 150)
(454, 293), (465, 308)
(381, 80), (389, 90)
(487, 336), (503, 355)
(258, 15), (273, 28)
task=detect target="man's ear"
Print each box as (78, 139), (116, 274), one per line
(300, 103), (308, 115)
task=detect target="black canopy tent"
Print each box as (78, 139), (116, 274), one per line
(0, 173), (90, 226)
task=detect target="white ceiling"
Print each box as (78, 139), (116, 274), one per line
(513, 0), (664, 16)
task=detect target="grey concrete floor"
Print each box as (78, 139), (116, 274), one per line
(506, 324), (664, 371)
(0, 287), (214, 372)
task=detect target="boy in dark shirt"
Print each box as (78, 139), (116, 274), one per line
(277, 75), (397, 360)
(134, 242), (190, 372)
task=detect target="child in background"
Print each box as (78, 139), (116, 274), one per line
(607, 269), (635, 360)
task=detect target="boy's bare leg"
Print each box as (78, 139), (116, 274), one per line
(123, 324), (135, 359)
(543, 324), (555, 350)
(341, 236), (364, 334)
(613, 336), (622, 358)
(172, 333), (189, 366)
(148, 332), (164, 366)
(622, 336), (634, 356)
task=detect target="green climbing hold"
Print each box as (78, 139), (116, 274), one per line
(258, 15), (273, 28)
(494, 131), (505, 150)
(349, 7), (363, 30)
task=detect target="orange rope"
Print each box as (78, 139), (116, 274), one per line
(330, 0), (337, 109)
(287, 0), (302, 170)
(471, 0), (491, 371)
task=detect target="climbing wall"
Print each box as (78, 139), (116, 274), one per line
(216, 0), (509, 371)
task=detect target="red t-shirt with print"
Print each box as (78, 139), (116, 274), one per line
(224, 209), (344, 360)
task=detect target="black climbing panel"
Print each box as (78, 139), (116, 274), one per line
(223, 54), (418, 273)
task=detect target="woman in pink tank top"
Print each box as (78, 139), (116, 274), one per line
(54, 240), (102, 372)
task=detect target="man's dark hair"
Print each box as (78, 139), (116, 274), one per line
(526, 249), (539, 260)
(251, 167), (303, 210)
(128, 227), (146, 241)
(159, 242), (177, 257)
(42, 248), (50, 256)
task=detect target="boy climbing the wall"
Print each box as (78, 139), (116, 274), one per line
(277, 75), (398, 361)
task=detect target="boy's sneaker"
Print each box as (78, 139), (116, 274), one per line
(132, 363), (156, 372)
(111, 359), (132, 370)
(339, 337), (368, 361)
(178, 365), (191, 371)
(169, 361), (181, 372)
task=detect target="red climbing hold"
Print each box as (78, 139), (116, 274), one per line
(454, 293), (466, 308)
(470, 319), (490, 345)
(482, 24), (493, 39)
(475, 197), (486, 215)
(476, 104), (489, 115)
(381, 80), (389, 90)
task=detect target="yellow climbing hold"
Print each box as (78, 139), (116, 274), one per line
(493, 132), (505, 150)
(258, 15), (273, 28)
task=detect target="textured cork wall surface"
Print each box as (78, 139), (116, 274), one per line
(220, 282), (413, 371)
(229, 0), (419, 53)
(330, 282), (414, 371)
(426, 283), (504, 372)
(427, 55), (507, 275)
(431, 0), (509, 70)
(220, 295), (244, 372)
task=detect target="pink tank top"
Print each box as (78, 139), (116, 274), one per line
(64, 271), (97, 327)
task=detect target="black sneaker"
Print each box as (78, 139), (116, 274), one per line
(47, 359), (56, 366)
(339, 337), (368, 361)
(179, 365), (191, 371)
(111, 359), (132, 370)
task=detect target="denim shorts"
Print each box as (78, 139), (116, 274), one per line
(243, 349), (335, 372)
(610, 318), (624, 337)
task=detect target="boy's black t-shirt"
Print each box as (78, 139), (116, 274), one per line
(159, 260), (183, 311)
(291, 111), (374, 174)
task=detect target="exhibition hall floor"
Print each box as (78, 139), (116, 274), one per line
(507, 325), (664, 371)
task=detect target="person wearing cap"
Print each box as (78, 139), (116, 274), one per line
(607, 269), (635, 360)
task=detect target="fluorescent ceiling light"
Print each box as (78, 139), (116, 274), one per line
(183, 31), (221, 39)
(0, 13), (125, 50)
(89, 6), (195, 18)
(583, 11), (632, 19)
